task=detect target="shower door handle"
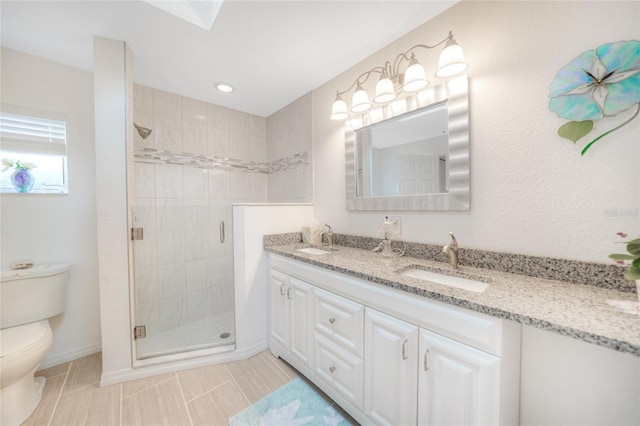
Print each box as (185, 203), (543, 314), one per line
(220, 221), (225, 243)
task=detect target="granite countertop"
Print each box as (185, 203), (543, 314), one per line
(265, 242), (640, 357)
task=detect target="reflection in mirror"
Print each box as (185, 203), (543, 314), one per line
(345, 75), (469, 211)
(357, 102), (449, 197)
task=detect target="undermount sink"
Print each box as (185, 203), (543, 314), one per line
(297, 247), (334, 255)
(398, 265), (490, 293)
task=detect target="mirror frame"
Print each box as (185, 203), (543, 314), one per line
(345, 75), (469, 211)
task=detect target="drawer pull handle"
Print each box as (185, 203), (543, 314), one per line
(424, 349), (430, 371)
(329, 366), (336, 373)
(329, 317), (336, 324)
(280, 283), (286, 295)
(402, 339), (408, 360)
(287, 287), (293, 299)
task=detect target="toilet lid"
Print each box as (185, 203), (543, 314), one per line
(0, 321), (51, 358)
(1, 263), (70, 282)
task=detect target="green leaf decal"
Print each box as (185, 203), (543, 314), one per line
(609, 253), (636, 261)
(625, 267), (640, 280)
(626, 239), (640, 255)
(557, 120), (594, 143)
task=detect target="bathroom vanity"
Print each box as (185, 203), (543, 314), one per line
(265, 237), (640, 425)
(267, 253), (521, 425)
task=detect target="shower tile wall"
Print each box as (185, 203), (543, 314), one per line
(132, 85), (267, 340)
(266, 93), (313, 203)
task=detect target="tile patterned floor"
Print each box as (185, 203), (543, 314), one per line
(24, 351), (356, 426)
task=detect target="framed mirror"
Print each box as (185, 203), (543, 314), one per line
(345, 75), (469, 211)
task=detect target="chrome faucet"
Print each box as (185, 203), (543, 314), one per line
(320, 224), (334, 248)
(442, 232), (459, 269)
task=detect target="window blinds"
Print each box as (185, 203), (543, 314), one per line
(0, 107), (66, 155)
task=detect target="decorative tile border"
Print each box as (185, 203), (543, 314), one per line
(269, 153), (309, 173)
(134, 148), (308, 174)
(265, 233), (632, 293)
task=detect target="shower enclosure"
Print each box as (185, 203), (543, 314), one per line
(128, 86), (268, 361)
(131, 198), (235, 359)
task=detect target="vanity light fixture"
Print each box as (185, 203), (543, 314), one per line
(329, 31), (468, 121)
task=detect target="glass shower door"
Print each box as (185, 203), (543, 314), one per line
(131, 200), (235, 360)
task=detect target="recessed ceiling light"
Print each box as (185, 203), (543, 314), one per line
(215, 82), (234, 93)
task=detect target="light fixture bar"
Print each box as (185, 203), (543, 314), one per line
(330, 31), (468, 121)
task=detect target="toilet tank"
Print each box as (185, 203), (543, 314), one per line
(1, 264), (70, 329)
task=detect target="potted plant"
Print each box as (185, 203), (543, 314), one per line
(2, 159), (37, 193)
(609, 232), (640, 306)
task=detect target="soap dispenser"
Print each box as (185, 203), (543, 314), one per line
(373, 216), (405, 257)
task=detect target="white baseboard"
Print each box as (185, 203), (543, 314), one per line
(39, 342), (102, 370)
(100, 340), (268, 387)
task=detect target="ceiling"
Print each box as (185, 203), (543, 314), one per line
(0, 1), (457, 117)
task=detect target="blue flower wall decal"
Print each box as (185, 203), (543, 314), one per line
(549, 40), (640, 155)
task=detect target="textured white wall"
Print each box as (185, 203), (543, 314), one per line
(0, 47), (102, 367)
(312, 1), (640, 263)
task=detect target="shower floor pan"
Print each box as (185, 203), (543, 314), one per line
(136, 310), (235, 360)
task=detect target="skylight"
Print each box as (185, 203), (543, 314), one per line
(143, 0), (224, 31)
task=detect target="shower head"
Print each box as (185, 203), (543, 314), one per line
(134, 122), (152, 140)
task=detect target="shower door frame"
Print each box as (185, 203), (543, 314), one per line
(128, 186), (237, 366)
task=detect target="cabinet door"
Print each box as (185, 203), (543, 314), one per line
(364, 308), (418, 426)
(418, 328), (501, 426)
(270, 270), (289, 349)
(289, 277), (313, 366)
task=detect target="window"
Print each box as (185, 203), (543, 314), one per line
(0, 105), (68, 194)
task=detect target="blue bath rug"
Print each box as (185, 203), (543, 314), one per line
(228, 377), (349, 425)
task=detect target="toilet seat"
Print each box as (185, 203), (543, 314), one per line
(1, 321), (52, 358)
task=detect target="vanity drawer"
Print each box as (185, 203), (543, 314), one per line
(314, 287), (364, 357)
(314, 332), (364, 411)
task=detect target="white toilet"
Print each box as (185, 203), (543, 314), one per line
(0, 264), (69, 426)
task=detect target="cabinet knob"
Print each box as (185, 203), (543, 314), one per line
(402, 339), (408, 360)
(280, 283), (286, 295)
(329, 317), (336, 324)
(287, 287), (293, 299)
(329, 366), (336, 373)
(424, 349), (430, 372)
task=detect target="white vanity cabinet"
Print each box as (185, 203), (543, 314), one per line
(268, 254), (521, 426)
(364, 308), (418, 425)
(314, 287), (364, 357)
(418, 328), (501, 425)
(314, 332), (364, 410)
(269, 269), (313, 369)
(313, 287), (365, 410)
